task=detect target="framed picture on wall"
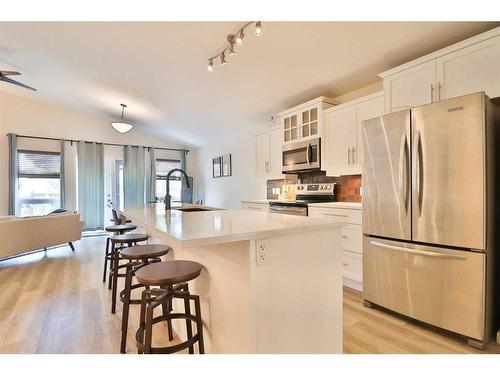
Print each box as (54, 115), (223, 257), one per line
(222, 154), (232, 177)
(212, 157), (221, 178)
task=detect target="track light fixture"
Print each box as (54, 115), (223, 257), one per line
(207, 21), (262, 72)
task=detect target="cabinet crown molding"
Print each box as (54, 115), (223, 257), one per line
(278, 96), (338, 117)
(323, 91), (383, 114)
(379, 26), (500, 78)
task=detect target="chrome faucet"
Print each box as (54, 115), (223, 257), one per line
(164, 168), (191, 210)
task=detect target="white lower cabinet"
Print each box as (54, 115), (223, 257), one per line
(309, 205), (363, 291)
(241, 202), (269, 212)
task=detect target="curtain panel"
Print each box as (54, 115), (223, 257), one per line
(7, 133), (17, 215)
(60, 139), (66, 209)
(147, 147), (157, 202)
(77, 141), (104, 231)
(123, 145), (145, 206)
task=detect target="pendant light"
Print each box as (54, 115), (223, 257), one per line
(111, 103), (133, 134)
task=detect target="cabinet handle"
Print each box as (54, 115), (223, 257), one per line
(347, 148), (351, 165)
(438, 82), (442, 101)
(351, 147), (355, 165)
(342, 235), (348, 239)
(430, 83), (434, 103)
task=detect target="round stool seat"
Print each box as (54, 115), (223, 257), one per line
(111, 233), (149, 244)
(135, 260), (203, 286)
(105, 224), (137, 232)
(121, 244), (171, 260)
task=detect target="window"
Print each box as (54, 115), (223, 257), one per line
(17, 150), (61, 216)
(156, 159), (182, 202)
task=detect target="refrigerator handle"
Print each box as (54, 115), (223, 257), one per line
(399, 134), (409, 213)
(414, 130), (423, 216)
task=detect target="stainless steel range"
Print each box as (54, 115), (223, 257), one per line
(268, 183), (336, 216)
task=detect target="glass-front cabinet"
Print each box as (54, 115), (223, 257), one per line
(283, 114), (298, 142)
(279, 97), (336, 145)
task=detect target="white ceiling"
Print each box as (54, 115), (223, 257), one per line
(0, 22), (498, 146)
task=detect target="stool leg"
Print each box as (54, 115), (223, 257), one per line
(144, 303), (154, 354)
(111, 243), (119, 314)
(193, 295), (204, 354)
(138, 290), (148, 354)
(161, 300), (173, 342)
(103, 237), (110, 283)
(183, 284), (194, 354)
(108, 242), (115, 290)
(120, 263), (133, 354)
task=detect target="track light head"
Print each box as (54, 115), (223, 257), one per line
(235, 31), (244, 45)
(220, 52), (227, 65)
(208, 59), (214, 72)
(228, 43), (236, 56)
(255, 21), (262, 36)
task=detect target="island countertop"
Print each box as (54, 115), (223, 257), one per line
(114, 202), (346, 248)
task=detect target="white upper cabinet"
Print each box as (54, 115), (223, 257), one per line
(279, 97), (336, 144)
(437, 35), (500, 100)
(255, 126), (283, 181)
(323, 92), (384, 177)
(380, 27), (500, 112)
(383, 61), (437, 112)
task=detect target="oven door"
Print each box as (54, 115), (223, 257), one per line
(268, 204), (308, 216)
(282, 138), (320, 173)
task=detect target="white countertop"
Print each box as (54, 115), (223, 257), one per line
(115, 203), (346, 247)
(308, 202), (362, 210)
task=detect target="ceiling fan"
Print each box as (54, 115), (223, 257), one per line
(0, 70), (37, 91)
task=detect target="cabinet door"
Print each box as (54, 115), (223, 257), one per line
(384, 60), (437, 112)
(324, 107), (355, 176)
(299, 106), (319, 139)
(282, 114), (298, 143)
(437, 36), (500, 100)
(256, 132), (270, 181)
(353, 95), (384, 173)
(268, 127), (284, 180)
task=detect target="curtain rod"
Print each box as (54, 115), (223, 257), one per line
(12, 134), (189, 153)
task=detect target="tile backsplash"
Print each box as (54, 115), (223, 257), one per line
(267, 171), (362, 203)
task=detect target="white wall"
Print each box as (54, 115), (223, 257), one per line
(0, 91), (192, 216)
(195, 133), (266, 209)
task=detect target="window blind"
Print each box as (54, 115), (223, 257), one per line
(18, 150), (61, 178)
(156, 159), (181, 179)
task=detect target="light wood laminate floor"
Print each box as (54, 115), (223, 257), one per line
(0, 236), (499, 354)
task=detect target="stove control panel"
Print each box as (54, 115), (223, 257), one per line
(296, 183), (335, 195)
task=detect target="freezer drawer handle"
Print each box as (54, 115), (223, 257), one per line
(370, 241), (467, 260)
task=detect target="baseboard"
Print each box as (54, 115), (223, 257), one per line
(343, 277), (362, 292)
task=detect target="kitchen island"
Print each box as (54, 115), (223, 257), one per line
(114, 202), (345, 354)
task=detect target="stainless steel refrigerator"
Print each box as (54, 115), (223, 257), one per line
(362, 92), (499, 349)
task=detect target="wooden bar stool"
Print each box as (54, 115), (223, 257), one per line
(119, 244), (171, 353)
(103, 224), (137, 284)
(134, 260), (205, 354)
(110, 233), (150, 314)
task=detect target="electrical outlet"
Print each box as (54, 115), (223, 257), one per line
(256, 241), (269, 266)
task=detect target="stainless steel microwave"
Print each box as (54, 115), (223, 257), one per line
(282, 138), (321, 173)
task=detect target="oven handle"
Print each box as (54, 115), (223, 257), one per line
(269, 205), (307, 214)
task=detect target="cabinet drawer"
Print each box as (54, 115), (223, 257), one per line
(309, 207), (361, 225)
(342, 224), (362, 254)
(342, 250), (362, 282)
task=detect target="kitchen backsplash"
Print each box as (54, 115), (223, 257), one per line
(267, 172), (362, 202)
